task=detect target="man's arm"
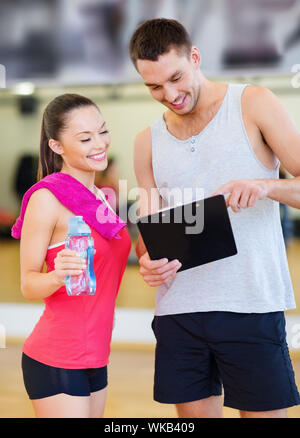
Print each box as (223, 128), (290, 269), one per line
(267, 177), (300, 209)
(134, 127), (161, 260)
(135, 234), (147, 261)
(134, 127), (181, 286)
(213, 86), (300, 210)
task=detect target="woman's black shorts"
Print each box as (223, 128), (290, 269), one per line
(22, 353), (108, 400)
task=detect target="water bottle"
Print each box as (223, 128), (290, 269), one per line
(65, 216), (96, 296)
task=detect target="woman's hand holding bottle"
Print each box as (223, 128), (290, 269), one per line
(54, 249), (87, 286)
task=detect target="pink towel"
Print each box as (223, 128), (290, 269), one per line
(11, 172), (126, 240)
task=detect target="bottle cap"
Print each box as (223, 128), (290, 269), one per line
(68, 216), (91, 236)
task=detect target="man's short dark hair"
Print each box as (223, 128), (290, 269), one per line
(129, 18), (192, 69)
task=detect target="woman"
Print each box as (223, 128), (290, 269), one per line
(11, 94), (131, 418)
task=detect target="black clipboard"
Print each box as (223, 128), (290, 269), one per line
(136, 195), (237, 272)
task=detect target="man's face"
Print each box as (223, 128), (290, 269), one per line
(137, 47), (201, 115)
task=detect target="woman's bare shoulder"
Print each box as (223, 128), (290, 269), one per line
(25, 187), (60, 223)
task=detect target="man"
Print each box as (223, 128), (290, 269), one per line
(129, 18), (300, 418)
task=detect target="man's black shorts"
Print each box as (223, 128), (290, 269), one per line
(151, 311), (300, 411)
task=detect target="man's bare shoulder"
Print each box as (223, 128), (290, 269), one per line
(134, 127), (152, 147)
(134, 127), (152, 164)
(133, 126), (156, 185)
(242, 85), (277, 113)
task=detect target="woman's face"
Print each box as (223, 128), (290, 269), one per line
(52, 105), (110, 173)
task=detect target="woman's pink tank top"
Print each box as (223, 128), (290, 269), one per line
(22, 226), (131, 369)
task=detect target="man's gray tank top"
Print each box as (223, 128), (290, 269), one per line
(150, 83), (296, 315)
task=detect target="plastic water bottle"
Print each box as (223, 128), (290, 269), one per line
(65, 216), (96, 296)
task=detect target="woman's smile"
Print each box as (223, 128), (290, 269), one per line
(86, 150), (107, 161)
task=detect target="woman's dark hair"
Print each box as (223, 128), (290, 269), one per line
(129, 18), (192, 69)
(38, 93), (98, 180)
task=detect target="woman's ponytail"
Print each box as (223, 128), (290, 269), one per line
(37, 93), (97, 181)
(37, 118), (62, 180)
